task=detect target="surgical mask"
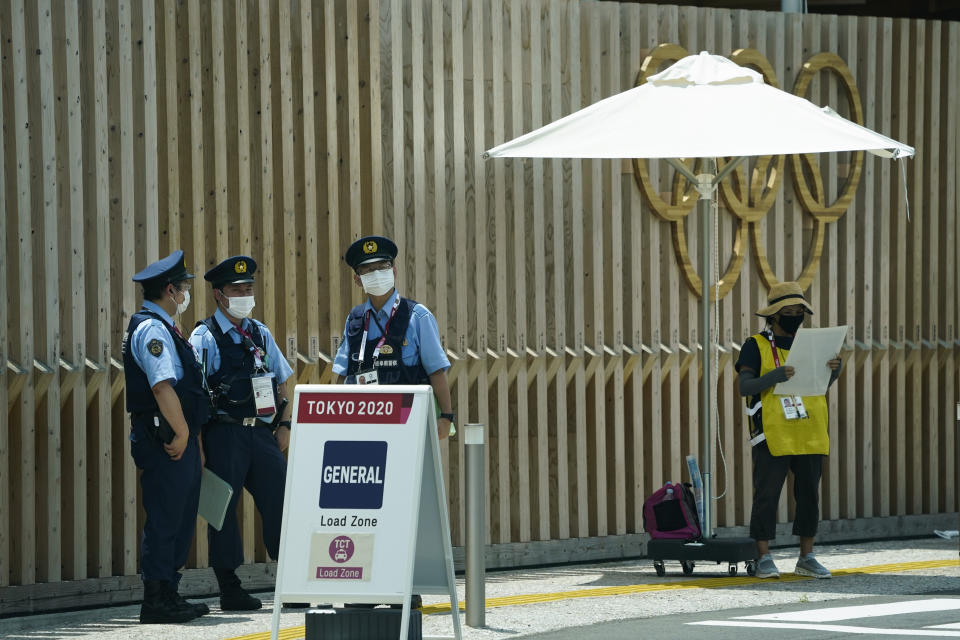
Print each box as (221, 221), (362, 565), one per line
(171, 289), (190, 315)
(224, 295), (255, 319)
(776, 313), (804, 335)
(359, 268), (395, 296)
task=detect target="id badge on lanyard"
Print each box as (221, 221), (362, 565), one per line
(356, 297), (401, 385)
(251, 372), (276, 416)
(766, 332), (807, 420)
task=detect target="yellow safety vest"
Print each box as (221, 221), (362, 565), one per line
(753, 332), (830, 456)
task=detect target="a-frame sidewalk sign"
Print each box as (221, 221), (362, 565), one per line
(270, 384), (463, 640)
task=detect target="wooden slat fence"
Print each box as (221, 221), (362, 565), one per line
(1, 0), (957, 608)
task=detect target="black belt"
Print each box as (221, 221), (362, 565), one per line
(215, 415), (270, 428)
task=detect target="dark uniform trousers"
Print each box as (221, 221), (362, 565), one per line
(130, 422), (202, 584)
(203, 420), (287, 570)
(749, 440), (823, 541)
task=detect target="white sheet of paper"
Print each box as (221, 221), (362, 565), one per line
(773, 325), (848, 396)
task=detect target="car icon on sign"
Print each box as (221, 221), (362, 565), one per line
(334, 548), (348, 562)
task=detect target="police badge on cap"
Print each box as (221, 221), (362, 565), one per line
(344, 235), (398, 270)
(205, 256), (258, 288)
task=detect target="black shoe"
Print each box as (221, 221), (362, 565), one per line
(390, 594), (422, 610)
(170, 589), (210, 617)
(139, 580), (199, 624)
(214, 568), (262, 611)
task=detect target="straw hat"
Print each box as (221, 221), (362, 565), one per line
(755, 281), (814, 317)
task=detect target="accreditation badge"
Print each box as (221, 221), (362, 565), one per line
(780, 396), (799, 420)
(251, 372), (277, 416)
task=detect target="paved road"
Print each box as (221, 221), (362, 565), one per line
(524, 592), (960, 639)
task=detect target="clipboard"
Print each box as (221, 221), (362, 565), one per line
(772, 325), (848, 396)
(199, 467), (234, 531)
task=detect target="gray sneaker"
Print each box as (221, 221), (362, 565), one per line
(755, 554), (779, 579)
(795, 553), (832, 578)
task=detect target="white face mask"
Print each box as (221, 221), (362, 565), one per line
(171, 288), (190, 315)
(224, 295), (255, 319)
(359, 268), (395, 296)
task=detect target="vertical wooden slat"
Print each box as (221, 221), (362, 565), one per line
(854, 15), (874, 519)
(250, 0), (276, 561)
(677, 3), (698, 514)
(624, 2), (644, 534)
(909, 18), (926, 514)
(142, 0), (158, 260)
(507, 0), (530, 543)
(584, 6), (606, 538)
(892, 17), (909, 517)
(388, 0), (405, 289)
(874, 17), (893, 517)
(300, 0), (320, 362)
(90, 0), (112, 578)
(605, 5), (625, 536)
(63, 0), (88, 580)
(469, 0), (493, 541)
(162, 0), (180, 249)
(568, 0), (587, 539)
(35, 0), (62, 584)
(278, 0), (297, 365)
(367, 0), (383, 234)
(640, 4), (663, 507)
(410, 0), (426, 297)
(10, 0), (36, 585)
(0, 11), (8, 587)
(549, 0), (570, 540)
(235, 0), (251, 256)
(325, 0), (343, 359)
(943, 21), (958, 513)
(489, 0), (510, 544)
(450, 0), (468, 542)
(346, 0), (362, 238)
(430, 0), (447, 339)
(117, 0), (139, 577)
(924, 20), (940, 514)
(211, 0), (228, 261)
(529, 0), (550, 542)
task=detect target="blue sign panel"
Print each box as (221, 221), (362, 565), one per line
(318, 440), (388, 509)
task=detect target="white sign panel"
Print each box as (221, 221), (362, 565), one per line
(270, 384), (461, 640)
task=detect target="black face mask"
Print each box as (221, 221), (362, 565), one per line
(776, 314), (804, 335)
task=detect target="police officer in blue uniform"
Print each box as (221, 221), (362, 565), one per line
(122, 250), (210, 624)
(333, 235), (455, 610)
(189, 256), (294, 611)
(334, 237), (454, 432)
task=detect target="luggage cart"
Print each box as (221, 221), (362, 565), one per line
(647, 537), (757, 577)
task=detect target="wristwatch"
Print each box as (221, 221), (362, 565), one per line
(439, 412), (456, 423)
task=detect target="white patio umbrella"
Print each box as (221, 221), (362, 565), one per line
(485, 51), (914, 537)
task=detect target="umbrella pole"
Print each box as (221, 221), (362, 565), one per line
(696, 168), (714, 538)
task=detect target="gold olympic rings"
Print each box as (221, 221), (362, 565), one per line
(632, 45), (865, 298)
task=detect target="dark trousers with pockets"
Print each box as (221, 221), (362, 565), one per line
(130, 422), (202, 584)
(749, 440), (824, 542)
(203, 421), (287, 570)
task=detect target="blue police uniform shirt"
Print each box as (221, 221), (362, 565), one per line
(188, 308), (293, 384)
(332, 290), (450, 377)
(130, 301), (198, 386)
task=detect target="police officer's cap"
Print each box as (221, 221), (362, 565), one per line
(344, 236), (398, 270)
(204, 256), (258, 288)
(131, 250), (195, 285)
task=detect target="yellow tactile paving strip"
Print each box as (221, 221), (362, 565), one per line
(225, 558), (960, 640)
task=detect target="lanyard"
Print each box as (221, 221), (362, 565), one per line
(764, 331), (783, 368)
(233, 322), (265, 369)
(359, 296), (401, 368)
